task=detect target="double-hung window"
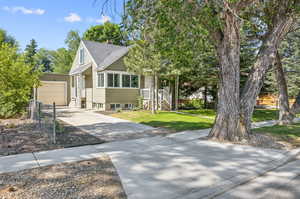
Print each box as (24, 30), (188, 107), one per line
(79, 48), (84, 64)
(122, 74), (139, 88)
(97, 73), (105, 88)
(107, 73), (120, 87)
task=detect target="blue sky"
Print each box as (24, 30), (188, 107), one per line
(0, 0), (124, 50)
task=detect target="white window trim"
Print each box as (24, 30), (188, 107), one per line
(110, 103), (121, 110)
(79, 48), (84, 65)
(124, 103), (134, 109)
(107, 72), (121, 88)
(95, 70), (140, 89)
(96, 72), (105, 88)
(121, 74), (139, 89)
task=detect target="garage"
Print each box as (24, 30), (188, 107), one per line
(37, 81), (67, 106)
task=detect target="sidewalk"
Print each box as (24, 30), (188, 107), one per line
(216, 155), (300, 199)
(1, 119), (300, 199)
(0, 118), (286, 174)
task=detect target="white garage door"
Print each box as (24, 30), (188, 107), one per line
(37, 81), (67, 106)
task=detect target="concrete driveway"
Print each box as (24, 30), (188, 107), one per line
(56, 108), (156, 142)
(0, 127), (298, 199)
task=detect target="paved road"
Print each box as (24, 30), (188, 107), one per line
(216, 156), (300, 199)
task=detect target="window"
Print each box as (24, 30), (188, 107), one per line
(107, 73), (120, 87)
(97, 73), (104, 88)
(122, 75), (131, 88)
(131, 75), (139, 88)
(79, 48), (84, 64)
(93, 103), (104, 109)
(124, 104), (133, 109)
(121, 74), (139, 88)
(71, 76), (75, 87)
(110, 104), (121, 110)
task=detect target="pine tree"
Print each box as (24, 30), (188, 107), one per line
(24, 39), (38, 69)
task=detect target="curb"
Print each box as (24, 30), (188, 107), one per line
(206, 148), (300, 198)
(181, 148), (300, 199)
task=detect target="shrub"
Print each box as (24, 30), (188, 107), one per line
(0, 44), (39, 118)
(180, 99), (204, 109)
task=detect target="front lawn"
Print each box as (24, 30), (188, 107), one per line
(111, 111), (214, 132)
(180, 109), (279, 122)
(253, 123), (300, 148)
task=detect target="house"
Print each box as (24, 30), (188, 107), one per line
(69, 40), (173, 111)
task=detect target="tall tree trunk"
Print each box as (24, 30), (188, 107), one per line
(291, 91), (300, 115)
(275, 51), (295, 124)
(151, 75), (156, 114)
(208, 11), (243, 141)
(239, 17), (294, 134)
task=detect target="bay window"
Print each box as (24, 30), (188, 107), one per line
(121, 74), (139, 88)
(107, 73), (120, 87)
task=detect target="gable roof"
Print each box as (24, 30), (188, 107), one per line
(82, 40), (129, 70)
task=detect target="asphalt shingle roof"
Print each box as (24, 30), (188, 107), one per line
(82, 40), (129, 70)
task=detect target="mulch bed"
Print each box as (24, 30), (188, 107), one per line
(0, 156), (127, 199)
(0, 118), (104, 156)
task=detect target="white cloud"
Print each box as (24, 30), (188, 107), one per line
(3, 6), (45, 15)
(96, 15), (111, 23)
(64, 13), (82, 23)
(87, 15), (111, 24)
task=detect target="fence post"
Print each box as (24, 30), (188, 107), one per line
(53, 102), (56, 144)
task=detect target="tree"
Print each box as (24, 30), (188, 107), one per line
(124, 0), (300, 141)
(239, 1), (297, 135)
(34, 48), (54, 72)
(52, 48), (73, 74)
(83, 22), (126, 45)
(124, 40), (164, 114)
(270, 26), (300, 124)
(24, 39), (38, 68)
(0, 43), (39, 118)
(0, 28), (17, 46)
(65, 30), (81, 58)
(274, 52), (294, 124)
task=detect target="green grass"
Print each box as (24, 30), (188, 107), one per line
(253, 123), (300, 147)
(180, 109), (279, 122)
(111, 111), (214, 132)
(111, 109), (296, 132)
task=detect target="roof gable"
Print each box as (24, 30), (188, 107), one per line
(82, 40), (129, 70)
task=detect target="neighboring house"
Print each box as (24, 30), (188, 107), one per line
(69, 40), (153, 111)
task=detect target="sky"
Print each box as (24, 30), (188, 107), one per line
(0, 0), (124, 50)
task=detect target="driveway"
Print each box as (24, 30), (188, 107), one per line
(56, 108), (158, 142)
(1, 129), (296, 199)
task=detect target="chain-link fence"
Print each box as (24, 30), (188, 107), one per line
(28, 100), (57, 144)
